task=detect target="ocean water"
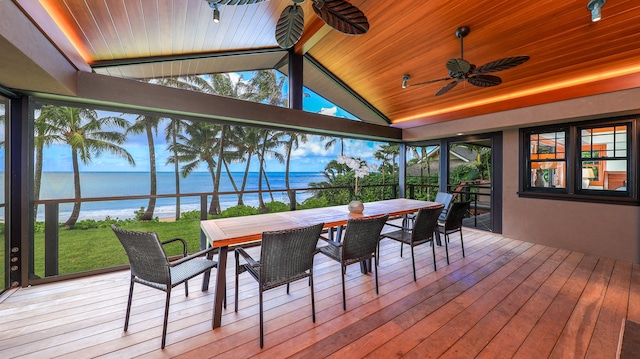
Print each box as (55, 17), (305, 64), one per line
(34, 171), (326, 221)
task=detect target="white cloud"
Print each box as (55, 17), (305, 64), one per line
(318, 106), (338, 116)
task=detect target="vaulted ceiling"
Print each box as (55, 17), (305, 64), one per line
(10, 0), (640, 129)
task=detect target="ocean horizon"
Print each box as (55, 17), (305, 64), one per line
(10, 171), (327, 222)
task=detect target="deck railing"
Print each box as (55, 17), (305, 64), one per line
(33, 183), (399, 281)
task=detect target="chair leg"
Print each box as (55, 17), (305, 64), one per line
(287, 283), (290, 294)
(184, 280), (189, 297)
(310, 272), (316, 323)
(161, 288), (171, 349)
(259, 288), (264, 348)
(234, 252), (240, 313)
(431, 240), (437, 271)
(400, 243), (404, 257)
(444, 234), (450, 265)
(374, 255), (379, 294)
(341, 265), (347, 311)
(460, 230), (465, 257)
(410, 245), (417, 282)
(124, 277), (135, 331)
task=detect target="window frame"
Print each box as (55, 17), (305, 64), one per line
(519, 117), (638, 205)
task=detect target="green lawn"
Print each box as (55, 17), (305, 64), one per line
(32, 219), (203, 276)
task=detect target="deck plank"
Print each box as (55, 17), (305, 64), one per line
(0, 228), (637, 359)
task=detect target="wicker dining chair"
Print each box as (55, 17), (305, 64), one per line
(111, 225), (219, 349)
(438, 201), (471, 264)
(317, 214), (389, 310)
(381, 206), (443, 281)
(404, 192), (453, 238)
(234, 222), (324, 348)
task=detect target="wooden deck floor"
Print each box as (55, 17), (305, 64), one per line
(1, 226), (639, 358)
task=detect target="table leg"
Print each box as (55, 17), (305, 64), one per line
(212, 245), (228, 329)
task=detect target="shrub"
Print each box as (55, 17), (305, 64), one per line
(298, 197), (329, 209)
(180, 210), (202, 220)
(265, 201), (289, 213)
(217, 205), (260, 218)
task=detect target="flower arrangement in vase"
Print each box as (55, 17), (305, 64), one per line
(337, 155), (376, 214)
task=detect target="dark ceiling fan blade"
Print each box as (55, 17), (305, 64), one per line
(275, 4), (305, 49)
(474, 56), (530, 74)
(435, 80), (460, 96)
(208, 0), (268, 4)
(468, 74), (502, 87)
(312, 0), (370, 35)
(445, 58), (471, 76)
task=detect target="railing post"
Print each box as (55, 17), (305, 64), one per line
(44, 203), (59, 276)
(200, 195), (208, 250)
(409, 184), (415, 199)
(392, 184), (398, 199)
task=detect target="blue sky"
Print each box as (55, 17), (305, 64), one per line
(35, 76), (390, 173)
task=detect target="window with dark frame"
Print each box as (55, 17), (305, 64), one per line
(520, 117), (636, 205)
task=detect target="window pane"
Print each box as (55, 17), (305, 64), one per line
(580, 124), (629, 190)
(531, 161), (566, 188)
(583, 159), (627, 191)
(530, 131), (566, 188)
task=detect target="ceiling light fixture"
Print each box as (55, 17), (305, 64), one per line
(207, 1), (220, 23)
(402, 75), (410, 89)
(587, 0), (606, 22)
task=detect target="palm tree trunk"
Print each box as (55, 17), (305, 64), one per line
(237, 155), (252, 206)
(207, 160), (219, 215)
(212, 125), (226, 215)
(172, 123), (181, 220)
(262, 162), (275, 202)
(222, 159), (240, 196)
(64, 148), (82, 229)
(258, 132), (268, 211)
(141, 122), (156, 220)
(285, 137), (294, 204)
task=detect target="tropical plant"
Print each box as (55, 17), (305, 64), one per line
(42, 105), (134, 228)
(164, 117), (189, 220)
(337, 155), (375, 199)
(32, 106), (60, 218)
(127, 114), (162, 220)
(283, 131), (308, 204)
(256, 129), (284, 211)
(169, 121), (222, 215)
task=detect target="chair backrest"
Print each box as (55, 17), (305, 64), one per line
(443, 201), (471, 231)
(259, 222), (324, 288)
(111, 225), (170, 285)
(435, 192), (454, 220)
(412, 206), (443, 241)
(341, 214), (389, 260)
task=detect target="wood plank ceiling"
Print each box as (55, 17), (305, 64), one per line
(19, 0), (640, 129)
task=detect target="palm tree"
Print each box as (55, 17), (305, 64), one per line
(256, 129), (284, 211)
(232, 126), (262, 205)
(33, 106), (63, 218)
(164, 117), (189, 220)
(170, 121), (222, 215)
(166, 73), (251, 213)
(127, 114), (162, 220)
(323, 136), (345, 156)
(283, 131), (308, 204)
(43, 106), (134, 228)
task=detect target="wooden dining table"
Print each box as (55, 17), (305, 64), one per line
(200, 198), (443, 328)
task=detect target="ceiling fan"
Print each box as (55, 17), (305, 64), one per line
(402, 26), (530, 96)
(204, 1), (368, 49)
(275, 0), (370, 49)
